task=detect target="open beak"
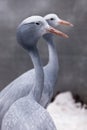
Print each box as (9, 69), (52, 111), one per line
(47, 26), (69, 38)
(59, 19), (73, 27)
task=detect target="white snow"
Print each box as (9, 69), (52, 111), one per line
(47, 91), (87, 130)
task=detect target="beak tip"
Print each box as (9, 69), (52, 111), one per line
(70, 24), (74, 27)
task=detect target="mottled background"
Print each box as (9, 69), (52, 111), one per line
(0, 0), (87, 102)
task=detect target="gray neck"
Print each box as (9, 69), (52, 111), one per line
(29, 46), (44, 102)
(45, 35), (59, 85)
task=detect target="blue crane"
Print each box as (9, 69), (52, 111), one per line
(0, 14), (72, 128)
(1, 15), (63, 130)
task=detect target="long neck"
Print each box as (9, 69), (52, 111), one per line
(45, 35), (59, 84)
(29, 46), (44, 103)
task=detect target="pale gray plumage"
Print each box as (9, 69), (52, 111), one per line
(0, 14), (69, 128)
(1, 16), (57, 130)
(0, 14), (59, 127)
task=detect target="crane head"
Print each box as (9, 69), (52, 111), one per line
(44, 13), (73, 28)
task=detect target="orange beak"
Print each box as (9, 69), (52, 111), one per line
(47, 26), (69, 38)
(59, 19), (73, 27)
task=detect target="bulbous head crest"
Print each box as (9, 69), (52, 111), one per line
(44, 13), (61, 28)
(43, 13), (61, 42)
(17, 16), (50, 50)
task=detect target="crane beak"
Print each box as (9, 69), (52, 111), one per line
(59, 19), (73, 27)
(47, 26), (69, 38)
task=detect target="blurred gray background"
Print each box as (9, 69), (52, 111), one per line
(0, 0), (87, 102)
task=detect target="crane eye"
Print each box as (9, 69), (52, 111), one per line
(35, 22), (40, 25)
(50, 18), (54, 20)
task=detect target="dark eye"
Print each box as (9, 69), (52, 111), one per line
(50, 18), (54, 20)
(35, 22), (40, 25)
